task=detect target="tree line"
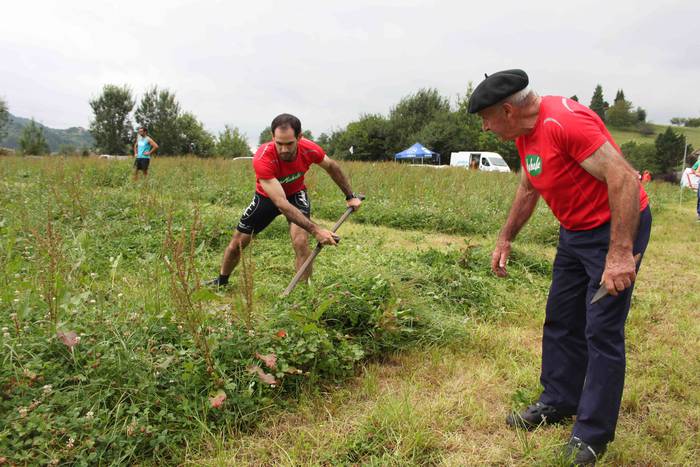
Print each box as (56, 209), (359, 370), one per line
(0, 99), (52, 155)
(317, 86), (519, 167)
(320, 84), (695, 174)
(88, 85), (250, 157)
(588, 85), (651, 133)
(1, 84), (696, 173)
(670, 117), (700, 128)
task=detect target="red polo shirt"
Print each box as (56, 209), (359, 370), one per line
(253, 138), (326, 197)
(516, 96), (649, 231)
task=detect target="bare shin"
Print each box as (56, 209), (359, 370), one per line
(220, 231), (252, 275)
(289, 223), (312, 282)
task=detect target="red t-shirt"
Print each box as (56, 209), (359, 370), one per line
(516, 96), (649, 231)
(253, 138), (326, 197)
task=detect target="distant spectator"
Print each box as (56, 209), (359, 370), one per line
(641, 170), (652, 183)
(133, 126), (158, 181)
(693, 159), (700, 221)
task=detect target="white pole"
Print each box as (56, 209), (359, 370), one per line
(679, 142), (689, 205)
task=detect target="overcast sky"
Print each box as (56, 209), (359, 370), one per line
(2, 0), (698, 144)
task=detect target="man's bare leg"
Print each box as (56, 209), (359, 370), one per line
(220, 230), (252, 277)
(289, 222), (312, 283)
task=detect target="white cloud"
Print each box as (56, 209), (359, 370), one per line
(1, 0), (698, 143)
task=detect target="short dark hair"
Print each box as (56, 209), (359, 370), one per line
(270, 114), (302, 137)
(138, 126), (148, 133)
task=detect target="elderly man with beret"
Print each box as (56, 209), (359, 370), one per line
(469, 69), (651, 465)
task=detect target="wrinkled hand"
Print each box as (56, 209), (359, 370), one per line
(491, 238), (512, 278)
(601, 249), (637, 296)
(314, 228), (338, 246)
(347, 197), (362, 211)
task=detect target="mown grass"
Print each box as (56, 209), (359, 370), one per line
(206, 193), (699, 466)
(0, 156), (696, 465)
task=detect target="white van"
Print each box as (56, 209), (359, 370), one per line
(450, 151), (511, 173)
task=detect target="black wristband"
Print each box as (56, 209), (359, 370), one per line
(345, 192), (357, 201)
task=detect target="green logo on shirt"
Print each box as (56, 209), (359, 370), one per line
(277, 172), (303, 184)
(525, 154), (543, 176)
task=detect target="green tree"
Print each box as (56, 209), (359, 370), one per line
(316, 132), (331, 148)
(0, 97), (9, 141)
(330, 114), (391, 161)
(134, 86), (181, 155)
(448, 82), (489, 164)
(318, 129), (346, 158)
(216, 126), (250, 158)
(388, 88), (450, 152)
(620, 141), (660, 173)
(177, 112), (215, 156)
(635, 107), (647, 123)
(19, 119), (49, 155)
(606, 97), (636, 128)
(416, 111), (478, 165)
(570, 95), (579, 102)
(259, 127), (313, 146)
(89, 84), (135, 154)
(654, 127), (687, 173)
(58, 144), (77, 156)
(670, 117), (700, 127)
(589, 84), (608, 122)
(258, 127), (272, 145)
(614, 89), (626, 103)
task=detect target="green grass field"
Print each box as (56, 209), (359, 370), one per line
(610, 124), (700, 149)
(1, 157), (698, 465)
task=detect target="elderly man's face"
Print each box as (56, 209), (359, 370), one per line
(478, 104), (518, 141)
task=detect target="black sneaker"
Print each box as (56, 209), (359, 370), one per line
(203, 277), (229, 288)
(562, 436), (607, 466)
(505, 401), (572, 430)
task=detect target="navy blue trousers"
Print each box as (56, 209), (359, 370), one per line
(538, 206), (652, 445)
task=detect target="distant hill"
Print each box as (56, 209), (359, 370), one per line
(609, 124), (700, 149)
(1, 113), (95, 152)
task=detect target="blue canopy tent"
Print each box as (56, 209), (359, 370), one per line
(394, 142), (440, 164)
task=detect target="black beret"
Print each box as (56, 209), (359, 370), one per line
(467, 69), (529, 114)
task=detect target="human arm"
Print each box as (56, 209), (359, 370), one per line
(145, 137), (158, 156)
(133, 140), (137, 157)
(259, 178), (337, 245)
(317, 156), (362, 211)
(491, 172), (540, 277)
(579, 141), (640, 296)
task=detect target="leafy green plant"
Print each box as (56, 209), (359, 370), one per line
(0, 155), (689, 464)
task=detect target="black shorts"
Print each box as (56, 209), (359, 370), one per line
(134, 158), (150, 171)
(237, 190), (311, 235)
